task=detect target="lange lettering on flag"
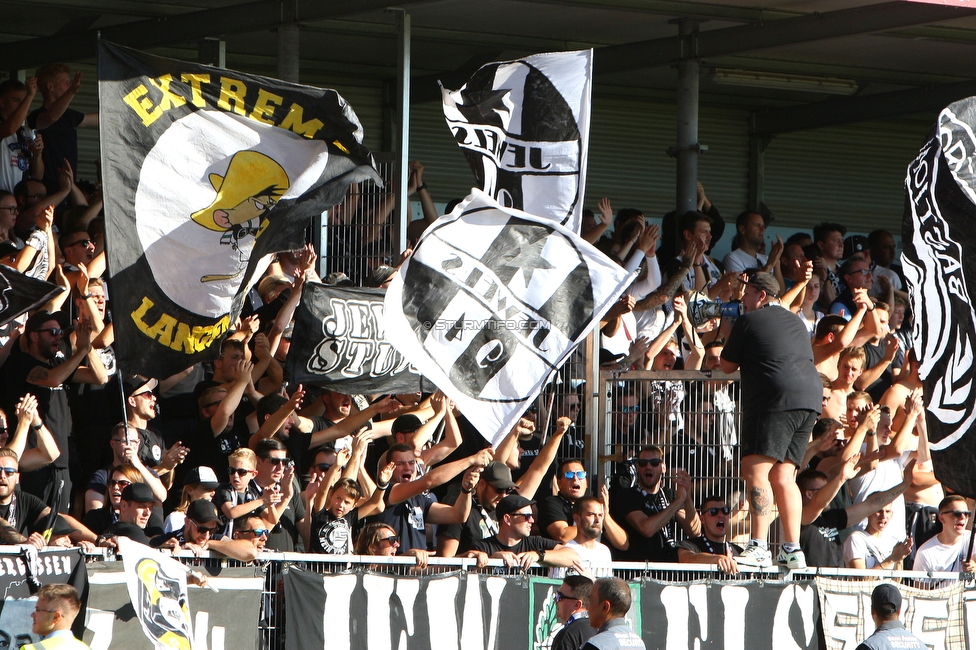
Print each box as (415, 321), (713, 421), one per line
(441, 50), (592, 232)
(384, 189), (631, 445)
(903, 96), (976, 498)
(99, 41), (380, 378)
(284, 283), (429, 394)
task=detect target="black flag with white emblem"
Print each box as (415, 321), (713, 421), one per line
(99, 41), (380, 378)
(0, 266), (62, 328)
(441, 50), (592, 232)
(385, 190), (631, 445)
(903, 96), (976, 498)
(285, 283), (429, 394)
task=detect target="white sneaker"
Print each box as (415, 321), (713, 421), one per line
(776, 548), (807, 570)
(736, 543), (772, 568)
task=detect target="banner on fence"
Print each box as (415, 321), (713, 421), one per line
(0, 548), (88, 645)
(84, 559), (264, 650)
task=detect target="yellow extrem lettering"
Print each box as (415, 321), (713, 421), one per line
(122, 84), (163, 127)
(279, 103), (323, 138)
(248, 88), (284, 125)
(147, 75), (187, 113)
(217, 77), (248, 116)
(181, 73), (210, 107)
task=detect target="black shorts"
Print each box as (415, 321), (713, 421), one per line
(740, 409), (818, 466)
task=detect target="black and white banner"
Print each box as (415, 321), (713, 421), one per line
(99, 41), (380, 379)
(284, 283), (429, 394)
(902, 96), (976, 496)
(0, 267), (63, 328)
(384, 190), (631, 445)
(84, 555), (264, 649)
(441, 50), (592, 232)
(0, 548), (88, 645)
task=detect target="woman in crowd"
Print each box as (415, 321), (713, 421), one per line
(164, 467), (220, 533)
(354, 522), (429, 570)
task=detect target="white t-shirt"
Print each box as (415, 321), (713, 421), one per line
(848, 450), (910, 535)
(913, 530), (972, 573)
(842, 529), (902, 568)
(549, 539), (613, 579)
(723, 249), (768, 274)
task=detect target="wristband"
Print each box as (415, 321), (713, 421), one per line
(30, 424), (42, 431)
(536, 548), (546, 563)
(461, 486), (475, 494)
(417, 183), (428, 192)
(81, 293), (93, 299)
(375, 481), (391, 491)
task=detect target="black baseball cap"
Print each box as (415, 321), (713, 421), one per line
(25, 310), (70, 334)
(123, 375), (158, 398)
(481, 461), (516, 490)
(744, 271), (780, 298)
(186, 499), (221, 524)
(121, 482), (155, 503)
(495, 494), (536, 519)
(871, 583), (902, 615)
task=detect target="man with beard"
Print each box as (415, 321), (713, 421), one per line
(1, 310), (106, 512)
(677, 496), (743, 574)
(723, 211), (772, 274)
(151, 499), (259, 561)
(612, 445), (700, 562)
(465, 495), (579, 569)
(551, 496), (620, 579)
(0, 448), (51, 548)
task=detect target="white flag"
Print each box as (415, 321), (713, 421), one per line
(441, 50), (592, 232)
(117, 536), (195, 650)
(384, 189), (631, 445)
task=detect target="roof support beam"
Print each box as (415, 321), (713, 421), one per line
(753, 79), (976, 136)
(0, 0), (430, 72)
(594, 1), (976, 76)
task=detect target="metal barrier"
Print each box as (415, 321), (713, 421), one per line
(81, 550), (969, 650)
(598, 369), (751, 544)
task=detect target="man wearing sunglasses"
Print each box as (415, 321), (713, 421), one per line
(830, 254), (874, 320)
(0, 448), (52, 548)
(465, 494), (579, 569)
(233, 514), (269, 553)
(151, 499), (259, 561)
(1, 309), (106, 513)
(539, 462), (627, 553)
(677, 496), (743, 574)
(550, 575), (596, 650)
(913, 495), (976, 574)
(612, 445), (700, 562)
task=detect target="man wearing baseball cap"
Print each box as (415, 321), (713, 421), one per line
(464, 494), (579, 569)
(123, 375), (185, 484)
(96, 482), (158, 546)
(151, 499), (259, 561)
(856, 584), (925, 650)
(721, 271), (823, 570)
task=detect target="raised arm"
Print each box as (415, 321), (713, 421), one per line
(515, 417), (570, 499)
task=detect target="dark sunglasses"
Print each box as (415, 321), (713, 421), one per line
(228, 467), (252, 477)
(635, 458), (663, 468)
(510, 512), (535, 521)
(942, 510), (972, 518)
(314, 463), (333, 472)
(109, 479), (131, 487)
(620, 405), (640, 413)
(264, 457), (291, 466)
(554, 591), (580, 603)
(240, 528), (269, 537)
(378, 535), (399, 546)
(563, 471), (586, 480)
(704, 506), (730, 516)
(65, 238), (93, 248)
(0, 467), (18, 476)
(191, 521), (219, 534)
(37, 328), (64, 337)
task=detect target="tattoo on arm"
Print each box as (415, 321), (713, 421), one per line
(634, 264), (691, 312)
(750, 486), (772, 516)
(26, 366), (49, 384)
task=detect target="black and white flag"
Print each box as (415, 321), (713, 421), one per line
(285, 283), (429, 394)
(0, 266), (63, 328)
(903, 96), (976, 497)
(384, 189), (631, 445)
(441, 50), (592, 232)
(99, 41), (380, 379)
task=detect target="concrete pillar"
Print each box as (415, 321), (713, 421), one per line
(277, 23), (300, 83)
(394, 9), (411, 253)
(198, 38), (225, 68)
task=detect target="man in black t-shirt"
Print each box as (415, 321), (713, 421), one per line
(151, 499), (259, 561)
(465, 495), (578, 569)
(123, 376), (183, 485)
(538, 459), (588, 542)
(0, 448), (50, 548)
(0, 310), (107, 512)
(611, 445), (700, 562)
(721, 272), (822, 570)
(677, 495), (743, 574)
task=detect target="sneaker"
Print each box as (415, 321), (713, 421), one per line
(736, 543), (772, 568)
(776, 548), (808, 570)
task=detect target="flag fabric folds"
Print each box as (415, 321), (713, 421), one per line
(98, 41), (380, 378)
(384, 189), (631, 445)
(903, 96), (976, 498)
(0, 266), (62, 328)
(284, 283), (428, 394)
(441, 50), (592, 232)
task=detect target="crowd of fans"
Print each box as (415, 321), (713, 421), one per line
(0, 62), (968, 583)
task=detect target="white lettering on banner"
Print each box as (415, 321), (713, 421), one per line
(721, 586), (749, 650)
(689, 584), (708, 642)
(485, 577), (507, 650)
(363, 574), (395, 650)
(193, 610), (226, 650)
(446, 123), (579, 174)
(428, 577), (460, 650)
(309, 299), (413, 379)
(660, 585), (689, 649)
(821, 593), (862, 650)
(321, 573), (357, 650)
(911, 598), (949, 650)
(85, 609), (116, 650)
(773, 584), (817, 650)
